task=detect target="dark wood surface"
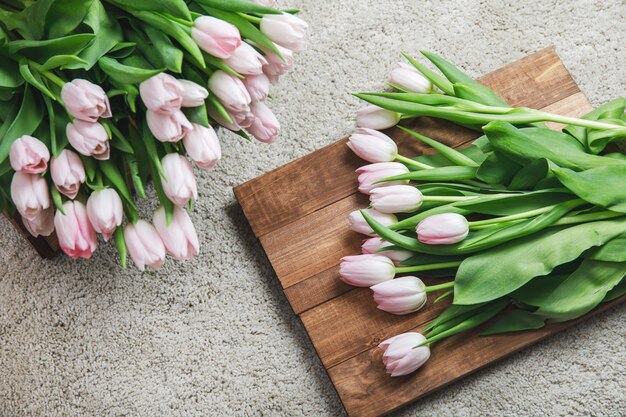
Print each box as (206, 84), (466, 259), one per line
(4, 211), (59, 259)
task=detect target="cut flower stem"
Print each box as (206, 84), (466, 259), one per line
(395, 261), (463, 274)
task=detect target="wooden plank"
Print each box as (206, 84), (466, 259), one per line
(3, 212), (59, 259)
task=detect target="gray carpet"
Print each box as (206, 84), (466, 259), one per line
(1, 1), (625, 415)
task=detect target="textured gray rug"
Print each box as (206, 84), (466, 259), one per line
(1, 1), (625, 415)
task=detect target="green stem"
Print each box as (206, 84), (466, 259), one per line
(395, 261), (462, 274)
(535, 109), (626, 132)
(396, 154), (434, 170)
(34, 66), (66, 89)
(424, 280), (455, 293)
(423, 195), (476, 202)
(468, 205), (556, 228)
(237, 12), (262, 24)
(164, 14), (193, 27)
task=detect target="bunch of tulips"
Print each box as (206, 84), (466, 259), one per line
(341, 51), (626, 377)
(0, 0), (306, 269)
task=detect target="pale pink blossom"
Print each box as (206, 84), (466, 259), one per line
(146, 110), (193, 143)
(361, 237), (412, 263)
(348, 208), (397, 235)
(356, 105), (400, 130)
(192, 16), (241, 59)
(139, 73), (184, 114)
(389, 63), (432, 93)
(416, 213), (469, 245)
(262, 44), (293, 84)
(66, 120), (110, 160)
(183, 123), (221, 170)
(61, 79), (112, 122)
(243, 73), (271, 101)
(379, 332), (430, 376)
(370, 185), (423, 213)
(178, 79), (209, 107)
(371, 276), (427, 315)
(356, 162), (409, 194)
(124, 220), (166, 271)
(347, 128), (398, 163)
(260, 13), (308, 52)
(160, 153), (198, 207)
(22, 206), (54, 237)
(153, 206), (199, 260)
(54, 201), (97, 260)
(9, 135), (50, 174)
(339, 254), (395, 287)
(208, 70), (251, 113)
(10, 172), (50, 221)
(225, 43), (268, 75)
(86, 188), (123, 241)
(50, 149), (85, 199)
(247, 101), (280, 143)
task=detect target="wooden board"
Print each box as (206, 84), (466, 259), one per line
(3, 211), (59, 259)
(234, 47), (625, 417)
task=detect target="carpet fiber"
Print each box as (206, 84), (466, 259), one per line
(1, 1), (625, 415)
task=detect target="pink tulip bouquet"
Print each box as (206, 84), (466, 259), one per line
(343, 51), (626, 377)
(0, 0), (306, 269)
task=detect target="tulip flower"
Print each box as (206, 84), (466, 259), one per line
(389, 62), (432, 93)
(178, 79), (209, 108)
(361, 236), (412, 263)
(183, 123), (221, 170)
(66, 120), (110, 160)
(61, 79), (112, 122)
(248, 101), (280, 143)
(22, 206), (54, 237)
(339, 254), (395, 287)
(347, 128), (398, 163)
(50, 149), (86, 199)
(356, 105), (401, 130)
(208, 106), (242, 132)
(371, 276), (427, 315)
(243, 73), (271, 101)
(379, 332), (430, 376)
(416, 213), (470, 245)
(161, 153), (198, 207)
(260, 13), (308, 52)
(262, 44), (294, 84)
(86, 188), (123, 241)
(10, 172), (50, 221)
(370, 185), (423, 213)
(9, 135), (50, 174)
(225, 42), (268, 75)
(124, 220), (166, 271)
(208, 70), (252, 113)
(348, 208), (397, 235)
(153, 206), (200, 260)
(54, 201), (97, 260)
(356, 162), (409, 194)
(192, 16), (241, 59)
(139, 73), (184, 114)
(146, 110), (193, 142)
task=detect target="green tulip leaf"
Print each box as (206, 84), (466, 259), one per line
(553, 165), (626, 213)
(410, 144), (488, 169)
(401, 52), (453, 95)
(19, 62), (56, 100)
(107, 0), (191, 21)
(476, 151), (521, 184)
(98, 56), (163, 84)
(0, 85), (44, 166)
(587, 233), (626, 262)
(564, 97), (626, 153)
(453, 188), (575, 216)
(481, 309), (547, 335)
(381, 165), (478, 182)
(5, 34), (96, 63)
(195, 0), (281, 14)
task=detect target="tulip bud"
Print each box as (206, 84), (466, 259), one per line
(356, 162), (409, 194)
(243, 73), (271, 101)
(371, 276), (427, 315)
(22, 206), (54, 237)
(416, 213), (469, 245)
(208, 70), (252, 113)
(178, 79), (209, 108)
(61, 79), (112, 122)
(347, 128), (398, 163)
(10, 172), (51, 221)
(348, 208), (397, 236)
(54, 201), (97, 260)
(161, 153), (198, 207)
(153, 206), (200, 260)
(370, 185), (423, 214)
(247, 101), (280, 143)
(262, 44), (294, 84)
(225, 43), (268, 75)
(260, 13), (308, 52)
(356, 105), (401, 130)
(339, 254), (395, 287)
(183, 123), (221, 170)
(361, 237), (412, 263)
(389, 63), (432, 93)
(139, 73), (184, 114)
(9, 135), (50, 174)
(124, 220), (166, 271)
(146, 110), (193, 143)
(379, 332), (430, 376)
(66, 120), (110, 160)
(208, 106), (242, 131)
(86, 188), (123, 241)
(50, 150), (86, 199)
(192, 16), (241, 59)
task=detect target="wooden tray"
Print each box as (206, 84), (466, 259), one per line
(234, 47), (625, 417)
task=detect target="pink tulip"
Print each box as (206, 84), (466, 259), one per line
(86, 188), (123, 241)
(389, 63), (432, 93)
(260, 13), (308, 52)
(339, 254), (395, 287)
(66, 120), (110, 160)
(356, 162), (409, 194)
(192, 16), (241, 59)
(161, 153), (197, 207)
(225, 43), (268, 75)
(243, 73), (271, 101)
(61, 79), (112, 122)
(379, 332), (430, 376)
(356, 105), (401, 130)
(139, 73), (184, 114)
(9, 135), (50, 174)
(10, 172), (50, 221)
(416, 213), (469, 245)
(247, 101), (280, 143)
(262, 44), (294, 84)
(208, 106), (242, 131)
(124, 220), (166, 271)
(361, 237), (412, 263)
(371, 276), (427, 315)
(370, 185), (423, 214)
(208, 70), (252, 113)
(22, 206), (54, 237)
(50, 149), (86, 199)
(347, 128), (398, 163)
(146, 110), (193, 143)
(348, 208), (397, 235)
(153, 206), (199, 260)
(54, 200), (97, 260)
(183, 123), (221, 170)
(178, 79), (209, 108)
